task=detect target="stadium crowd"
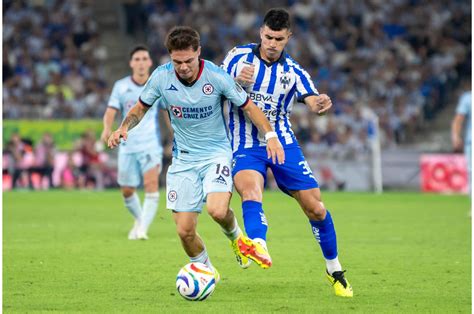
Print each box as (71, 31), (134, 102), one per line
(142, 0), (470, 150)
(3, 0), (108, 120)
(3, 0), (471, 190)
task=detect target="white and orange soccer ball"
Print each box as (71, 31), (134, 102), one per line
(176, 262), (216, 301)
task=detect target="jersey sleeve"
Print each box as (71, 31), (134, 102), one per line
(293, 63), (319, 102)
(456, 93), (471, 115)
(221, 47), (243, 78)
(139, 68), (163, 107)
(107, 82), (121, 110)
(218, 69), (249, 107)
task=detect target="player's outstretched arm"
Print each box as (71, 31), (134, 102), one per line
(101, 107), (118, 144)
(241, 100), (285, 164)
(107, 101), (149, 149)
(305, 94), (332, 115)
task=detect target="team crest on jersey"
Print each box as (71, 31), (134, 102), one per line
(202, 83), (214, 95)
(170, 105), (183, 118)
(168, 190), (177, 202)
(280, 72), (291, 89)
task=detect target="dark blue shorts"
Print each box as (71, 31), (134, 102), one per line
(232, 145), (319, 195)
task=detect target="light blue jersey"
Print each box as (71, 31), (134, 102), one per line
(140, 59), (249, 162)
(456, 91), (472, 146)
(108, 76), (162, 154)
(222, 43), (318, 151)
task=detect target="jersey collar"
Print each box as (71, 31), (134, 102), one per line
(130, 75), (147, 86)
(175, 59), (205, 87)
(253, 44), (286, 66)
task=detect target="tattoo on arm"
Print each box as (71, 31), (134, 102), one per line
(121, 104), (147, 131)
(122, 113), (141, 130)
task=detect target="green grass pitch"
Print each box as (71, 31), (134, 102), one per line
(3, 190), (471, 313)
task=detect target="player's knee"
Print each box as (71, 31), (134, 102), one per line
(144, 180), (158, 193)
(207, 206), (228, 223)
(121, 187), (135, 198)
(305, 203), (326, 221)
(240, 186), (262, 202)
(176, 226), (196, 242)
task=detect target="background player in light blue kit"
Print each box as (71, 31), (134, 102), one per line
(108, 26), (284, 277)
(222, 8), (352, 297)
(451, 79), (472, 191)
(101, 46), (162, 240)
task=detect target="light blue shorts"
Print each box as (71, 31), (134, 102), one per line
(117, 150), (162, 187)
(166, 156), (233, 212)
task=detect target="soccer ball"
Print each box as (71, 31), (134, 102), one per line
(176, 262), (216, 301)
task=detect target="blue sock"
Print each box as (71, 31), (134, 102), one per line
(309, 210), (338, 259)
(242, 200), (267, 240)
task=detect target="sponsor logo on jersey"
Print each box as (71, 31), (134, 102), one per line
(171, 106), (214, 119)
(249, 92), (275, 103)
(202, 83), (214, 95)
(168, 190), (177, 202)
(166, 84), (178, 91)
(212, 175), (227, 185)
(171, 105), (183, 118)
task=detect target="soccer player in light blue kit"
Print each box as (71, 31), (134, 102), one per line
(101, 46), (162, 240)
(451, 79), (472, 191)
(222, 8), (353, 297)
(108, 26), (284, 278)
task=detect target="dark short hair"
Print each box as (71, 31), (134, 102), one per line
(165, 26), (200, 53)
(129, 45), (149, 60)
(263, 8), (291, 31)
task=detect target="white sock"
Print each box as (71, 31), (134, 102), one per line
(326, 256), (342, 275)
(124, 193), (142, 221)
(141, 192), (159, 233)
(253, 238), (268, 251)
(190, 248), (214, 271)
(221, 216), (242, 241)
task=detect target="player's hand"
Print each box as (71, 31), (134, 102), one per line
(236, 65), (255, 86)
(266, 138), (285, 165)
(107, 128), (127, 149)
(309, 94), (332, 115)
(100, 129), (111, 144)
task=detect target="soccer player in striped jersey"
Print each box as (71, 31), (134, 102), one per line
(101, 46), (162, 240)
(108, 26), (284, 277)
(221, 8), (353, 297)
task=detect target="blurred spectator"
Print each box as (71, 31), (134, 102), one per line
(30, 133), (56, 189)
(5, 133), (34, 189)
(61, 152), (81, 190)
(75, 130), (105, 190)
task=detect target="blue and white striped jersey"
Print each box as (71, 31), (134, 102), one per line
(221, 43), (319, 151)
(108, 76), (162, 154)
